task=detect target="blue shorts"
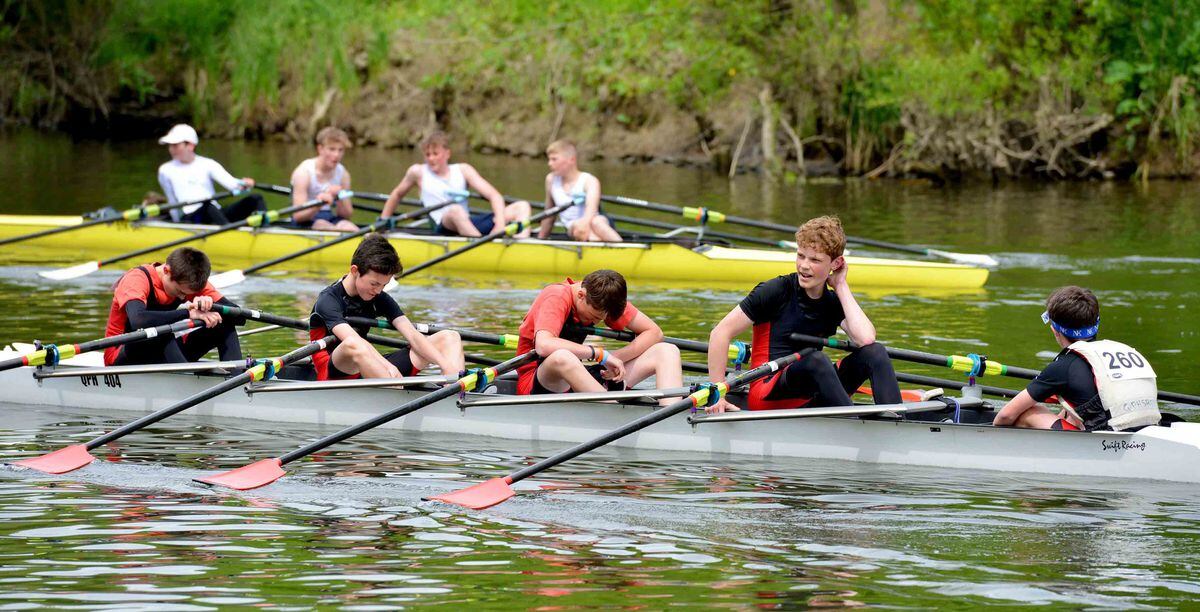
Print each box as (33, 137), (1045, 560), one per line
(302, 210), (350, 229)
(435, 211), (495, 236)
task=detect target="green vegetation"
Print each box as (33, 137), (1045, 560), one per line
(2, 0), (1198, 180)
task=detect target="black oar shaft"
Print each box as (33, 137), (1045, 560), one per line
(240, 200), (453, 276)
(277, 352), (536, 465)
(0, 319), (200, 372)
(243, 222), (379, 276)
(400, 203), (571, 277)
(601, 194), (943, 255)
(96, 199), (325, 268)
(507, 352), (801, 484)
(215, 305), (500, 364)
(0, 192), (236, 247)
(894, 372), (1019, 398)
(85, 338), (334, 449)
(792, 333), (1200, 406)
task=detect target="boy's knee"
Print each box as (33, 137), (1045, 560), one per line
(799, 351), (835, 372)
(858, 342), (888, 362)
(544, 348), (578, 369)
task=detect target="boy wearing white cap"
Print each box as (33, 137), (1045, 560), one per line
(156, 124), (266, 224)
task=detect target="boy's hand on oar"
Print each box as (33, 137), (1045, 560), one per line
(707, 397), (740, 414)
(189, 309), (222, 328)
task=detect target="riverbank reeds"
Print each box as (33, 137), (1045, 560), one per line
(1, 0), (1197, 181)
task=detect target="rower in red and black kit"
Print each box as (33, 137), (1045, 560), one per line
(103, 247), (244, 366)
(705, 216), (901, 413)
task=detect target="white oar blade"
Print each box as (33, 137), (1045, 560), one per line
(927, 249), (1000, 268)
(208, 269), (246, 289)
(383, 278), (399, 292)
(39, 261), (100, 280)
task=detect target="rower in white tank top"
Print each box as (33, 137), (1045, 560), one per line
(549, 172), (594, 230)
(420, 163), (470, 225)
(296, 158), (347, 212)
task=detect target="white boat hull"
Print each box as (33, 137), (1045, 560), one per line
(3, 353), (1198, 483)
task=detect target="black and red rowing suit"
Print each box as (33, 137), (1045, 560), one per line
(739, 273), (900, 409)
(309, 277), (416, 380)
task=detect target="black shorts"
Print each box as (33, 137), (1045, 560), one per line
(325, 348), (417, 380)
(531, 363), (625, 394)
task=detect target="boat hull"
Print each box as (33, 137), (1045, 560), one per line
(3, 356), (1196, 483)
(0, 215), (989, 289)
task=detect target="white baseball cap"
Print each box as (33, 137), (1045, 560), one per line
(158, 124), (199, 145)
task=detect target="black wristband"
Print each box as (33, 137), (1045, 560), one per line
(588, 345), (596, 361)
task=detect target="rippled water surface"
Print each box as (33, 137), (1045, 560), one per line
(0, 130), (1198, 607)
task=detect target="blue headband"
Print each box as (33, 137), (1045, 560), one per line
(1041, 311), (1099, 339)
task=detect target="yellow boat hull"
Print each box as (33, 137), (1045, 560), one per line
(0, 215), (989, 290)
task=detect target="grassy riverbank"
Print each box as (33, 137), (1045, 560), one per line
(2, 0), (1197, 180)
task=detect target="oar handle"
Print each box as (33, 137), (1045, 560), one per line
(276, 352), (537, 465)
(85, 336), (338, 449)
(505, 352), (801, 485)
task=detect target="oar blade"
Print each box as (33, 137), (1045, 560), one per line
(10, 444), (96, 474)
(208, 269), (246, 289)
(383, 278), (399, 292)
(926, 249), (1000, 268)
(194, 458), (285, 490)
(426, 477), (515, 509)
(39, 261), (100, 280)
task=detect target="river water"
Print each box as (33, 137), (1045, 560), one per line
(0, 128), (1197, 608)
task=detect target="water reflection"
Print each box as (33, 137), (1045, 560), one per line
(2, 402), (1199, 607)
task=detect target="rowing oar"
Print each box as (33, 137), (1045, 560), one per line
(569, 324), (925, 401)
(468, 191), (801, 250)
(210, 305), (502, 366)
(194, 351), (537, 490)
(0, 319), (201, 373)
(566, 324), (749, 366)
(0, 192), (239, 248)
(8, 337), (336, 474)
(39, 194), (339, 281)
(791, 333), (1200, 406)
(208, 199), (458, 288)
(397, 203), (573, 278)
(427, 351), (801, 509)
(345, 317), (518, 349)
(600, 194), (999, 267)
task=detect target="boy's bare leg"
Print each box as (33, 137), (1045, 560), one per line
(331, 336), (400, 378)
(536, 348), (607, 393)
(622, 342), (683, 405)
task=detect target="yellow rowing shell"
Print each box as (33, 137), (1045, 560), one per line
(0, 215), (989, 290)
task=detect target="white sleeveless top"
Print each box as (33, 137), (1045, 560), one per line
(296, 158), (346, 211)
(420, 164), (469, 224)
(550, 172), (594, 228)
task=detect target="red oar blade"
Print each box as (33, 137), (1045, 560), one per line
(426, 477), (515, 510)
(10, 444), (96, 474)
(194, 458), (285, 490)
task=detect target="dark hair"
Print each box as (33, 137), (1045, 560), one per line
(582, 269), (627, 320)
(165, 247), (211, 290)
(1046, 285), (1099, 332)
(351, 234), (402, 276)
